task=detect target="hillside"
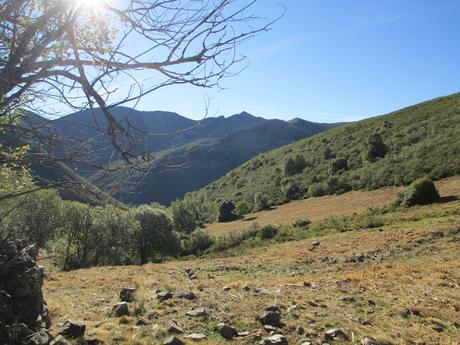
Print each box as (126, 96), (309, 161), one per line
(182, 93), (460, 223)
(97, 118), (337, 204)
(41, 178), (460, 345)
(32, 108), (340, 204)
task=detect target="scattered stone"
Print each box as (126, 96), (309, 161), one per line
(216, 265), (227, 271)
(50, 335), (71, 345)
(300, 342), (311, 345)
(185, 333), (207, 340)
(303, 282), (312, 288)
(238, 331), (250, 337)
(168, 320), (184, 334)
(157, 291), (173, 302)
(399, 308), (422, 317)
(219, 323), (238, 339)
(361, 337), (380, 345)
(112, 302), (129, 317)
(186, 308), (207, 317)
(358, 317), (371, 325)
(368, 300), (376, 306)
(262, 334), (288, 345)
(135, 319), (149, 326)
(344, 254), (366, 263)
(263, 325), (279, 333)
(258, 309), (282, 327)
(185, 268), (198, 280)
(176, 291), (197, 300)
(163, 336), (185, 345)
(312, 241), (320, 247)
(338, 296), (356, 303)
(59, 319), (86, 338)
(29, 330), (52, 345)
(297, 326), (305, 335)
(243, 284), (252, 291)
(85, 336), (103, 345)
(223, 286), (231, 291)
(119, 287), (136, 302)
(321, 328), (348, 342)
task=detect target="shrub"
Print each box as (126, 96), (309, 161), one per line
(235, 201), (251, 216)
(308, 183), (327, 197)
(217, 200), (238, 222)
(133, 205), (180, 264)
(292, 218), (311, 228)
(253, 193), (270, 211)
(282, 181), (302, 201)
(170, 200), (198, 233)
(331, 157), (348, 174)
(182, 230), (214, 255)
(323, 147), (334, 160)
(365, 133), (388, 162)
(284, 155), (306, 176)
(258, 225), (278, 239)
(398, 177), (440, 207)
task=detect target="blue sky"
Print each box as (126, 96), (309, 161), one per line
(127, 0), (460, 122)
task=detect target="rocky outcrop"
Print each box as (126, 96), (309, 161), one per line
(0, 239), (50, 345)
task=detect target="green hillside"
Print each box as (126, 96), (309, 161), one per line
(181, 93), (460, 223)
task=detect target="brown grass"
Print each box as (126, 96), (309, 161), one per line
(41, 176), (460, 345)
(205, 176), (460, 238)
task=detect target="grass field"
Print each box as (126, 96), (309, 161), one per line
(205, 177), (460, 238)
(41, 177), (460, 345)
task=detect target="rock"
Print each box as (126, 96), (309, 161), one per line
(29, 329), (52, 345)
(112, 302), (129, 317)
(258, 308), (282, 327)
(311, 241), (320, 247)
(85, 336), (103, 345)
(300, 342), (311, 345)
(163, 336), (185, 345)
(119, 287), (136, 302)
(400, 308), (422, 317)
(59, 320), (86, 338)
(263, 334), (288, 345)
(50, 335), (71, 345)
(186, 308), (207, 317)
(0, 240), (50, 345)
(263, 325), (279, 333)
(219, 324), (238, 339)
(238, 331), (250, 337)
(176, 291), (197, 300)
(368, 300), (376, 306)
(322, 328), (348, 342)
(223, 286), (231, 291)
(168, 320), (184, 334)
(157, 291), (173, 302)
(338, 296), (356, 303)
(361, 337), (379, 345)
(296, 326), (305, 335)
(185, 268), (198, 280)
(135, 319), (149, 326)
(185, 333), (207, 340)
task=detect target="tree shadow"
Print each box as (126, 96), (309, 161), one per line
(437, 195), (459, 204)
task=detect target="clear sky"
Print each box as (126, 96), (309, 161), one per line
(126, 0), (460, 122)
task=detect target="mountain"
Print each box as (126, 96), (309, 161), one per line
(28, 108), (341, 204)
(180, 92), (460, 223)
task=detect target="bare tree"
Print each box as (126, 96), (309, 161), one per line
(0, 0), (278, 175)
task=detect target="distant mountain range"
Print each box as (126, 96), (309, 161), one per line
(27, 107), (342, 204)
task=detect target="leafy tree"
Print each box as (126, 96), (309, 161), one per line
(323, 147), (334, 160)
(182, 230), (214, 256)
(253, 192), (271, 211)
(365, 133), (388, 162)
(235, 201), (252, 216)
(217, 201), (238, 222)
(133, 205), (180, 264)
(12, 189), (62, 247)
(398, 177), (440, 207)
(284, 155), (306, 176)
(331, 157), (348, 174)
(170, 200), (198, 233)
(282, 182), (302, 201)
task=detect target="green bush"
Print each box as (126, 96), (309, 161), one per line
(182, 230), (214, 255)
(365, 133), (388, 162)
(284, 155), (306, 176)
(258, 225), (278, 239)
(253, 192), (271, 211)
(217, 200), (238, 222)
(235, 201), (252, 216)
(292, 218), (311, 228)
(282, 182), (302, 201)
(331, 157), (348, 174)
(398, 177), (440, 207)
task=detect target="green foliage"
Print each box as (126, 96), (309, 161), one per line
(284, 154), (306, 176)
(253, 192), (270, 211)
(281, 181), (302, 201)
(365, 133), (388, 162)
(170, 199), (199, 233)
(235, 201), (252, 216)
(181, 230), (214, 256)
(258, 224), (278, 239)
(292, 218), (311, 228)
(330, 157), (348, 174)
(133, 205), (180, 264)
(217, 200), (238, 222)
(183, 93), (460, 221)
(398, 177), (440, 207)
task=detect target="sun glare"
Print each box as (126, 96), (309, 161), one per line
(75, 0), (103, 9)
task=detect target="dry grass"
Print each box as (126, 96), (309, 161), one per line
(205, 176), (460, 238)
(41, 177), (460, 345)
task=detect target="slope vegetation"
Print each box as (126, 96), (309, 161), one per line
(182, 93), (460, 222)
